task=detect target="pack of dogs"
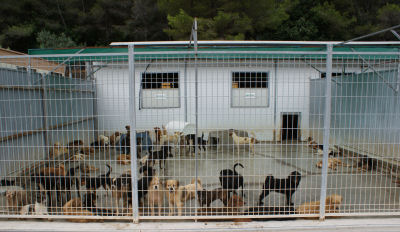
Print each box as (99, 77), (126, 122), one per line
(0, 131), (351, 221)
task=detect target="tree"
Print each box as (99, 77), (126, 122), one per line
(36, 30), (78, 48)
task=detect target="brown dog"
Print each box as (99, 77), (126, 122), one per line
(6, 190), (33, 214)
(226, 194), (245, 208)
(117, 154), (131, 165)
(296, 194), (343, 214)
(154, 127), (162, 145)
(80, 164), (99, 174)
(38, 164), (66, 176)
(197, 188), (229, 207)
(316, 158), (348, 170)
(147, 176), (164, 216)
(179, 178), (203, 202)
(165, 179), (183, 216)
(62, 197), (99, 222)
(109, 132), (121, 146)
(49, 142), (68, 158)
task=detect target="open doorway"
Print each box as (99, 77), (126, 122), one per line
(281, 113), (300, 141)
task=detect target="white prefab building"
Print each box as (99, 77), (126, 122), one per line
(28, 41), (400, 145)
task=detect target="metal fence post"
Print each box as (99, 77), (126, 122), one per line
(193, 18), (199, 221)
(128, 45), (139, 223)
(319, 44), (333, 220)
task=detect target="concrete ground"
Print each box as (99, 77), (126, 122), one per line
(1, 137), (399, 218)
(1, 217), (400, 232)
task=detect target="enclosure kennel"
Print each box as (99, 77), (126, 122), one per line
(0, 41), (399, 222)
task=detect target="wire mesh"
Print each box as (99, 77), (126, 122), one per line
(0, 46), (399, 222)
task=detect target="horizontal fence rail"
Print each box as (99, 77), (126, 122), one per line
(0, 46), (399, 222)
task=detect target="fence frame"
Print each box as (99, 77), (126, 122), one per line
(0, 43), (399, 221)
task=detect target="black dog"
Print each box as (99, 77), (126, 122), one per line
(81, 164), (112, 194)
(258, 171), (301, 206)
(148, 145), (172, 169)
(219, 163), (244, 197)
(186, 133), (207, 153)
(137, 165), (155, 204)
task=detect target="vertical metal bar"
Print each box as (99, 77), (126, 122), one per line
(319, 44), (333, 220)
(40, 74), (49, 155)
(184, 61), (188, 122)
(193, 18), (199, 220)
(273, 60), (277, 141)
(128, 45), (139, 223)
(92, 78), (98, 140)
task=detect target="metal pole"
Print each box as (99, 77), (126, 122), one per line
(128, 45), (139, 223)
(273, 60), (277, 141)
(319, 44), (333, 220)
(193, 17), (199, 221)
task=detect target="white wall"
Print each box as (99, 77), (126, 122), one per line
(94, 60), (323, 141)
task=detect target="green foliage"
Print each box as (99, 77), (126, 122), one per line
(0, 0), (399, 52)
(36, 30), (78, 48)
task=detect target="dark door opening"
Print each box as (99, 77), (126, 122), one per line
(281, 113), (299, 141)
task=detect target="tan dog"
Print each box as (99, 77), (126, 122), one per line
(62, 197), (100, 222)
(226, 194), (245, 208)
(165, 179), (183, 216)
(316, 158), (348, 170)
(80, 146), (95, 156)
(80, 164), (99, 174)
(38, 164), (66, 176)
(229, 131), (256, 155)
(6, 190), (33, 214)
(117, 154), (131, 165)
(296, 194), (343, 214)
(109, 132), (121, 146)
(49, 142), (68, 158)
(147, 176), (164, 216)
(179, 178), (203, 202)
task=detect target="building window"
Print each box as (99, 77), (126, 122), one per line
(140, 72), (180, 108)
(231, 72), (269, 107)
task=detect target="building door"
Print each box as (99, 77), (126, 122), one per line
(281, 113), (300, 141)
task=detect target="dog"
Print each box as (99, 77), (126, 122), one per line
(179, 178), (203, 202)
(79, 146), (95, 156)
(197, 188), (229, 207)
(67, 140), (84, 153)
(72, 153), (85, 161)
(229, 131), (257, 155)
(160, 131), (182, 148)
(33, 166), (80, 207)
(165, 179), (183, 216)
(62, 196), (102, 222)
(109, 132), (121, 146)
(49, 142), (68, 158)
(117, 154), (131, 165)
(316, 158), (348, 170)
(38, 164), (66, 176)
(196, 194), (245, 215)
(112, 172), (132, 215)
(226, 194), (245, 209)
(185, 133), (207, 155)
(258, 171), (302, 206)
(79, 164), (99, 174)
(296, 194), (343, 214)
(6, 190), (33, 214)
(154, 127), (162, 145)
(90, 135), (110, 150)
(147, 145), (172, 169)
(357, 155), (377, 172)
(81, 164), (112, 195)
(20, 202), (49, 216)
(137, 165), (155, 205)
(219, 163), (245, 197)
(147, 175), (164, 216)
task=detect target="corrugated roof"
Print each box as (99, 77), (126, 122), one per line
(26, 43), (400, 61)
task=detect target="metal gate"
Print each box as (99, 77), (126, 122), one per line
(0, 41), (399, 222)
